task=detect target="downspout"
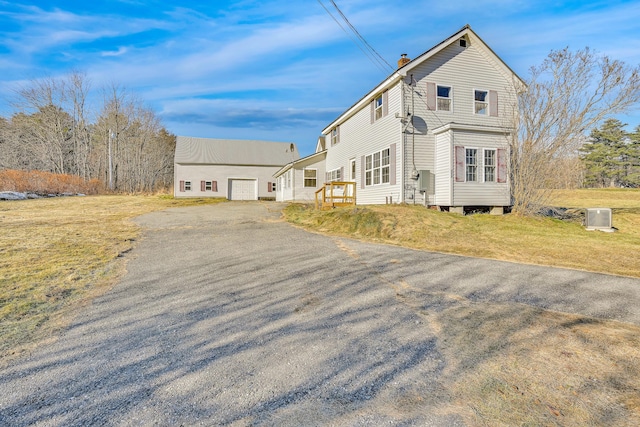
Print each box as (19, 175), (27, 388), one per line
(400, 79), (406, 204)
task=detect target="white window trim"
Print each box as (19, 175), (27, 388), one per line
(327, 168), (342, 182)
(303, 168), (317, 188)
(436, 84), (452, 112)
(483, 148), (497, 183)
(331, 127), (339, 146)
(184, 181), (192, 191)
(465, 147), (478, 183)
(374, 94), (383, 121)
(364, 148), (391, 187)
(350, 158), (356, 181)
(474, 89), (489, 116)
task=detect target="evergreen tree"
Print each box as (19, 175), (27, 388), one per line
(580, 119), (639, 187)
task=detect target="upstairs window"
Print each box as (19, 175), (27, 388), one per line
(374, 94), (383, 120)
(437, 85), (451, 111)
(331, 126), (340, 145)
(475, 90), (488, 115)
(304, 169), (317, 187)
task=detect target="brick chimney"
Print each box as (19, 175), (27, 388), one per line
(397, 53), (410, 68)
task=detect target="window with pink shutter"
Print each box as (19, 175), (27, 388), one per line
(455, 146), (465, 182)
(497, 148), (507, 183)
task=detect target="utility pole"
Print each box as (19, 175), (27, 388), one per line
(108, 129), (114, 191)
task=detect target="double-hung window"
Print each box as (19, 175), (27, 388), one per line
(365, 148), (391, 186)
(466, 148), (478, 182)
(331, 127), (339, 145)
(374, 94), (383, 120)
(474, 90), (488, 115)
(328, 168), (341, 182)
(437, 85), (451, 111)
(304, 169), (317, 187)
(184, 181), (192, 191)
(484, 149), (496, 182)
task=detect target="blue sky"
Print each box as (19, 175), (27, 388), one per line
(1, 0), (640, 156)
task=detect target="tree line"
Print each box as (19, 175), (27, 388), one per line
(0, 72), (175, 193)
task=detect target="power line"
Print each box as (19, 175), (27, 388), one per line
(316, 0), (394, 75)
(328, 0), (394, 73)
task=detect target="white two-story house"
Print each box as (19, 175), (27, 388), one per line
(278, 25), (524, 213)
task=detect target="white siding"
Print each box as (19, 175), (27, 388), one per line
(325, 83), (403, 205)
(403, 39), (517, 207)
(434, 128), (510, 206)
(174, 164), (279, 199)
(434, 132), (452, 206)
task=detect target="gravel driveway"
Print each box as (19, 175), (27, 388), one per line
(1, 201), (639, 426)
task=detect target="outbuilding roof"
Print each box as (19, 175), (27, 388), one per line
(175, 136), (299, 166)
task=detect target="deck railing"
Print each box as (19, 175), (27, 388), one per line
(314, 181), (356, 210)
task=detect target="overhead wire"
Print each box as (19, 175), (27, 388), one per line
(316, 0), (393, 75)
(328, 0), (394, 73)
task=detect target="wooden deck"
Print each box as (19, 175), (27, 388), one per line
(315, 181), (356, 210)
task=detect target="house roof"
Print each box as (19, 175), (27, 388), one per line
(175, 136), (300, 166)
(273, 150), (327, 178)
(321, 24), (525, 135)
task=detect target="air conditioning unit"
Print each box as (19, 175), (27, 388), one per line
(585, 208), (613, 231)
(418, 170), (430, 192)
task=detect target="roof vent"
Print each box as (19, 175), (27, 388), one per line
(397, 53), (411, 68)
(459, 38), (467, 48)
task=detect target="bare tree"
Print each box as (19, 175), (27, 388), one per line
(511, 47), (640, 215)
(2, 72), (176, 193)
(94, 83), (174, 192)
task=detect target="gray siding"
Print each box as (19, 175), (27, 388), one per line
(403, 39), (517, 207)
(174, 164), (279, 199)
(325, 83), (403, 205)
(434, 132), (452, 206)
(275, 154), (326, 202)
(433, 128), (510, 206)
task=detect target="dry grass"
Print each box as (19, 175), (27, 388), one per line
(0, 195), (224, 364)
(284, 189), (640, 277)
(432, 299), (640, 426)
(284, 189), (640, 425)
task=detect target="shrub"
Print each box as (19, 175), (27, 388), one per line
(0, 170), (104, 195)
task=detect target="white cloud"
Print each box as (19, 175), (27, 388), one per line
(101, 47), (129, 57)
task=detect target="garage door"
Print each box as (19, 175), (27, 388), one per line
(229, 179), (257, 200)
